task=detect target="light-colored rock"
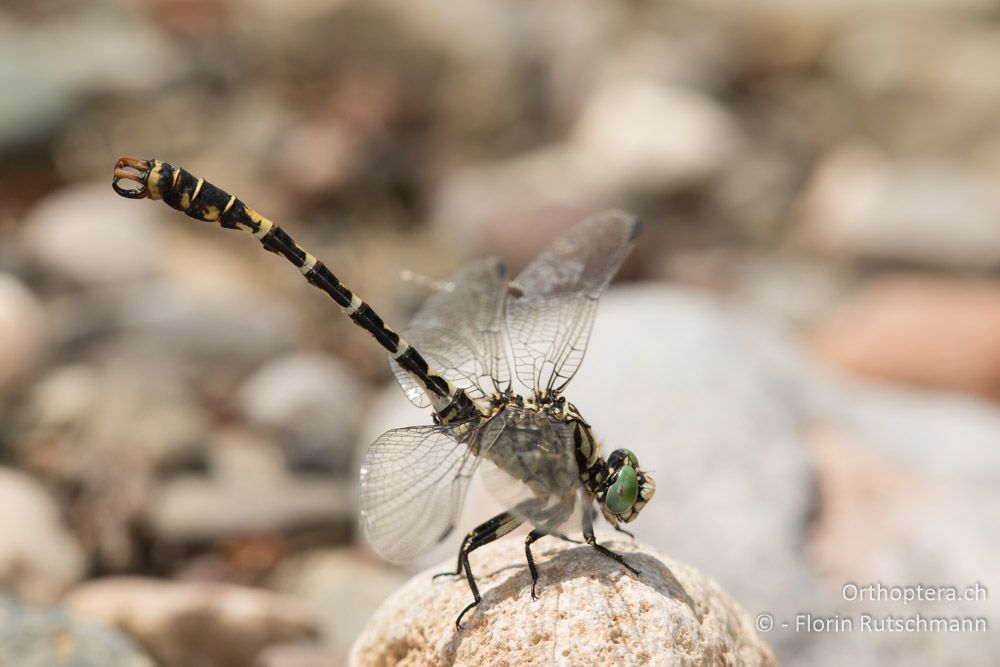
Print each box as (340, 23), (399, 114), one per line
(571, 79), (741, 193)
(255, 642), (345, 667)
(269, 548), (408, 656)
(0, 595), (155, 667)
(350, 536), (775, 666)
(798, 145), (1000, 270)
(22, 184), (161, 286)
(811, 274), (1000, 401)
(145, 428), (351, 541)
(239, 353), (367, 470)
(63, 577), (319, 667)
(0, 467), (86, 604)
(0, 274), (45, 398)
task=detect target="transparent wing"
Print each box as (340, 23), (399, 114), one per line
(480, 407), (585, 534)
(359, 415), (507, 563)
(391, 259), (510, 408)
(506, 210), (640, 393)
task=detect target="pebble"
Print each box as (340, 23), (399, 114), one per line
(268, 548), (408, 656)
(238, 352), (367, 471)
(0, 274), (45, 398)
(570, 79), (741, 194)
(63, 577), (319, 667)
(798, 145), (1000, 270)
(144, 429), (351, 542)
(21, 184), (160, 286)
(0, 595), (155, 667)
(350, 535), (775, 666)
(811, 274), (1000, 401)
(0, 21), (76, 150)
(0, 466), (86, 604)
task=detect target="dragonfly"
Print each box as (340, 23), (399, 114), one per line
(112, 156), (656, 628)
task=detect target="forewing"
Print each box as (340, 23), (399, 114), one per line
(506, 210), (640, 393)
(391, 259), (510, 408)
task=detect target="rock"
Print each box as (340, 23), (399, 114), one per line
(432, 79), (739, 261)
(0, 21), (76, 150)
(798, 376), (1000, 667)
(255, 642), (344, 667)
(0, 273), (45, 398)
(349, 536), (775, 666)
(0, 595), (155, 667)
(238, 353), (367, 471)
(145, 428), (351, 541)
(0, 466), (86, 604)
(269, 548), (408, 656)
(811, 274), (1000, 401)
(798, 145), (1000, 270)
(22, 184), (161, 286)
(64, 577), (318, 667)
(116, 282), (294, 365)
(570, 79), (741, 194)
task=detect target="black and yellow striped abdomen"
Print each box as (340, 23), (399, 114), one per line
(112, 157), (478, 425)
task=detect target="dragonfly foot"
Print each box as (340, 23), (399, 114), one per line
(455, 600), (478, 630)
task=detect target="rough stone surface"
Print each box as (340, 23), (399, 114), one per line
(811, 274), (1000, 401)
(63, 577), (319, 667)
(0, 595), (155, 667)
(0, 466), (86, 604)
(349, 536), (775, 667)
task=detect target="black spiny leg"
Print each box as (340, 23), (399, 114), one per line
(433, 531), (471, 580)
(613, 524), (636, 539)
(454, 512), (524, 630)
(524, 530), (546, 600)
(583, 507), (639, 576)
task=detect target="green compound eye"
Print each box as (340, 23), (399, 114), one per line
(606, 465), (638, 514)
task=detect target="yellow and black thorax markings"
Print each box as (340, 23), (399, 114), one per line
(122, 158), (480, 425)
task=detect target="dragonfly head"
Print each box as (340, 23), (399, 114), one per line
(600, 448), (655, 524)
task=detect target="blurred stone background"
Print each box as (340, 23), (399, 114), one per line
(0, 0), (998, 665)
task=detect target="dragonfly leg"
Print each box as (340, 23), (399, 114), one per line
(433, 532), (470, 580)
(613, 524), (636, 540)
(524, 530), (547, 600)
(455, 511), (523, 630)
(582, 508), (639, 576)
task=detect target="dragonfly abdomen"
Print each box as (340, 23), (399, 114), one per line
(112, 157), (479, 423)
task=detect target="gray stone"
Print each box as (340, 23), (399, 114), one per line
(349, 536), (775, 666)
(145, 429), (351, 541)
(238, 353), (367, 471)
(0, 273), (45, 399)
(63, 577), (318, 667)
(0, 466), (86, 604)
(22, 184), (161, 286)
(0, 22), (76, 150)
(0, 595), (155, 667)
(268, 549), (408, 657)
